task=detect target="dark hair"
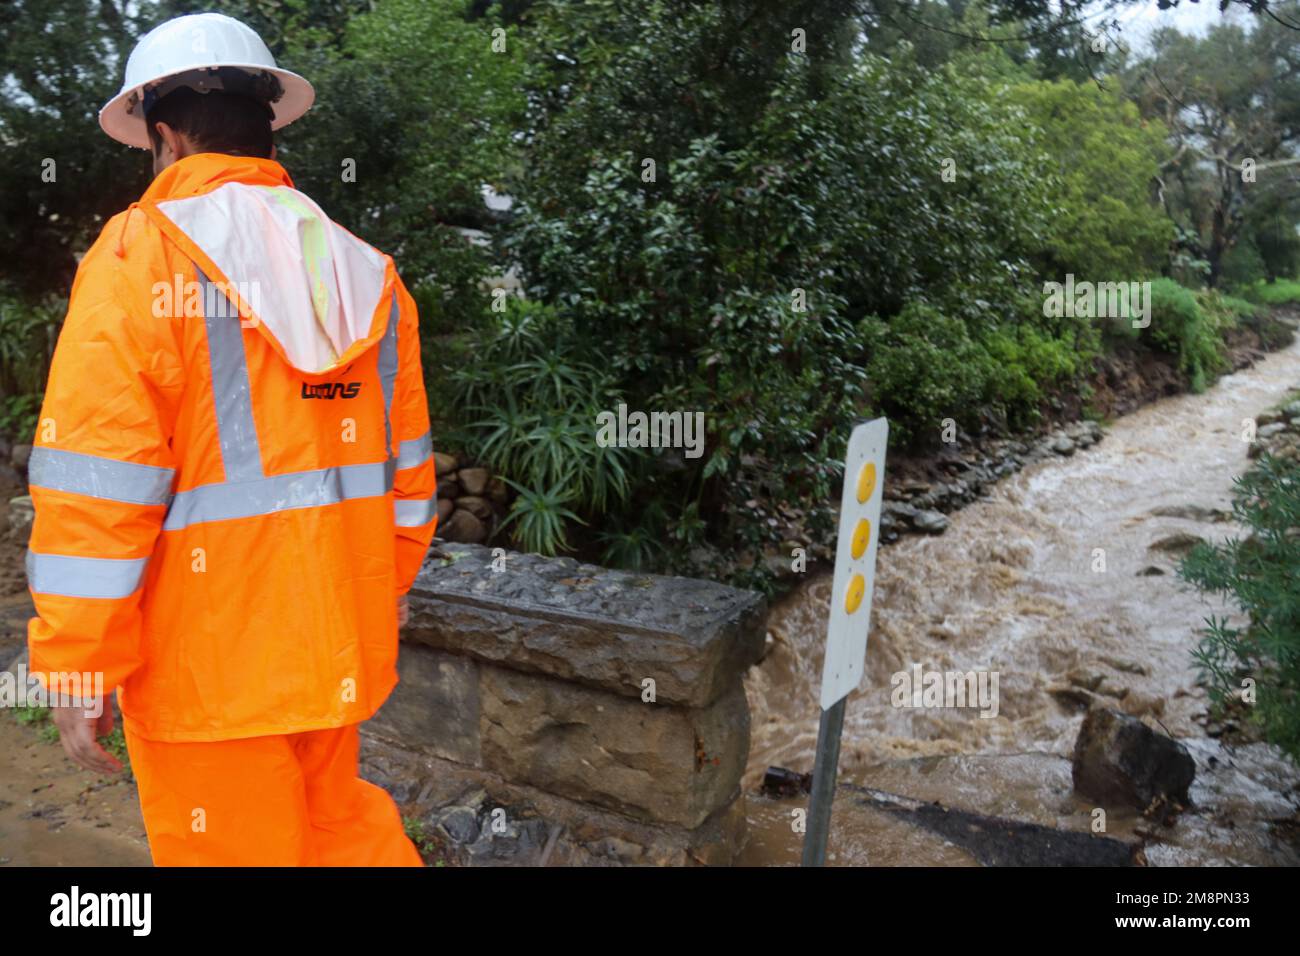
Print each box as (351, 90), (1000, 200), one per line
(145, 87), (274, 159)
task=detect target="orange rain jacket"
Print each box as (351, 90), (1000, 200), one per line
(26, 153), (439, 743)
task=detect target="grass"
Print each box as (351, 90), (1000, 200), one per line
(100, 726), (129, 766)
(11, 702), (60, 744)
(1240, 278), (1300, 307)
(7, 702), (132, 772)
(402, 814), (451, 867)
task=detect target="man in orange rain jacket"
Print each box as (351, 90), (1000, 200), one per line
(26, 13), (438, 866)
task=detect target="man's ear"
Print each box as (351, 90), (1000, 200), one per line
(153, 121), (185, 157)
(270, 143), (277, 161)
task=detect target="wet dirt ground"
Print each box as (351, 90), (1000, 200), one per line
(0, 709), (149, 866)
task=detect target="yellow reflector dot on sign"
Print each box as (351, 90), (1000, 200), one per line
(851, 518), (871, 559)
(856, 461), (876, 503)
(845, 573), (865, 614)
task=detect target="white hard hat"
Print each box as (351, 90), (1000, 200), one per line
(100, 12), (315, 149)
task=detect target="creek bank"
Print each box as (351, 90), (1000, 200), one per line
(742, 419), (1110, 588)
(748, 308), (1297, 588)
(877, 419), (1104, 544)
(1248, 389), (1300, 462)
(757, 706), (1210, 865)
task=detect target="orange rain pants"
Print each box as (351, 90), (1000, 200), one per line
(122, 721), (423, 866)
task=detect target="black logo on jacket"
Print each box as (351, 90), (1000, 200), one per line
(301, 382), (361, 399)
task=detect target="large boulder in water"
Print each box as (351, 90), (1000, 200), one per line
(1071, 707), (1195, 812)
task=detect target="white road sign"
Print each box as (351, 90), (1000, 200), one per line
(818, 417), (889, 709)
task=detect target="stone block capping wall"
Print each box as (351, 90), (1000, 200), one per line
(360, 541), (769, 866)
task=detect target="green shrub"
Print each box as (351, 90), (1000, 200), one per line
(444, 299), (632, 556)
(1142, 278), (1226, 391)
(1202, 291), (1261, 324)
(1198, 287), (1293, 351)
(861, 303), (990, 446)
(862, 298), (1092, 445)
(980, 323), (1088, 427)
(1180, 453), (1300, 762)
(0, 393), (41, 442)
(0, 286), (60, 439)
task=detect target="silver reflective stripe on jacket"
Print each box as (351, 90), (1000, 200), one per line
(396, 430), (432, 471)
(27, 447), (174, 505)
(197, 267), (264, 482)
(394, 496), (437, 527)
(25, 439), (171, 599)
(378, 293), (436, 527)
(163, 461), (390, 530)
(378, 295), (398, 457)
(26, 550), (148, 599)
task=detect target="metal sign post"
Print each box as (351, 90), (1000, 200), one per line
(802, 418), (888, 866)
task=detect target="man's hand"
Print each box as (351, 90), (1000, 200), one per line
(397, 594), (410, 628)
(51, 700), (123, 775)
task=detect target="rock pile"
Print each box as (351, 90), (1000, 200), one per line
(1249, 394), (1300, 462)
(427, 452), (510, 545)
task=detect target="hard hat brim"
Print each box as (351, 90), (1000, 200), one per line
(99, 64), (315, 150)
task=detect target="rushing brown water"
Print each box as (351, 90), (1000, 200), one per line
(741, 339), (1300, 866)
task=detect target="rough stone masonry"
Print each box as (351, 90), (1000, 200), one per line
(360, 541), (769, 866)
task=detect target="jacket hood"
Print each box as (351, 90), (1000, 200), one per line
(138, 153), (394, 376)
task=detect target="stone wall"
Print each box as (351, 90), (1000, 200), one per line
(360, 541), (768, 866)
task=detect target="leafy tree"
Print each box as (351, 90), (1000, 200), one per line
(1132, 7), (1300, 286)
(492, 0), (872, 581)
(0, 0), (156, 298)
(808, 44), (1057, 326)
(1251, 208), (1300, 284)
(1007, 77), (1173, 281)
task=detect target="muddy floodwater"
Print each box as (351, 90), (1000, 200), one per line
(741, 339), (1300, 866)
